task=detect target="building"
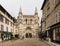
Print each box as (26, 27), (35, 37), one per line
(41, 0), (60, 43)
(17, 8), (39, 38)
(39, 26), (41, 32)
(13, 23), (19, 38)
(0, 4), (39, 39)
(0, 5), (17, 40)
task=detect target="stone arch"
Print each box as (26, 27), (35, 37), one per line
(25, 33), (32, 38)
(25, 27), (32, 38)
(26, 27), (31, 30)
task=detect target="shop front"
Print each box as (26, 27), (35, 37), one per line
(0, 31), (13, 41)
(50, 22), (60, 44)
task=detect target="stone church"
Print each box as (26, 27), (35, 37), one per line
(17, 7), (39, 38)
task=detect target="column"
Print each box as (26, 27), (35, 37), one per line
(53, 29), (56, 40)
(47, 31), (49, 37)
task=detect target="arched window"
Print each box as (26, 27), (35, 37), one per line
(25, 19), (27, 24)
(30, 19), (32, 24)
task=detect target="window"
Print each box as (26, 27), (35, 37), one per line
(47, 2), (50, 15)
(16, 30), (17, 33)
(47, 2), (50, 11)
(5, 18), (9, 25)
(1, 25), (4, 31)
(59, 28), (60, 32)
(56, 12), (60, 23)
(11, 29), (12, 32)
(55, 28), (59, 33)
(6, 27), (8, 32)
(30, 19), (32, 24)
(0, 14), (4, 22)
(47, 7), (50, 11)
(10, 22), (13, 26)
(25, 19), (27, 24)
(56, 14), (58, 22)
(55, 28), (60, 40)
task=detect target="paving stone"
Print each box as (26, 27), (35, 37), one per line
(0, 38), (50, 46)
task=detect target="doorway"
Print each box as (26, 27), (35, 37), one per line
(26, 33), (32, 38)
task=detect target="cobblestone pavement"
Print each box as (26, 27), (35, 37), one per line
(0, 38), (50, 46)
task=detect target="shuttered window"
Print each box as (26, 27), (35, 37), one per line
(0, 14), (4, 22)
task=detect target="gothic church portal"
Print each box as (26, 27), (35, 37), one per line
(17, 7), (39, 38)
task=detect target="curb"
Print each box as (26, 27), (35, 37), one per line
(44, 41), (60, 46)
(49, 42), (60, 46)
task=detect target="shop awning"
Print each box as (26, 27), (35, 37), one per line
(1, 31), (12, 35)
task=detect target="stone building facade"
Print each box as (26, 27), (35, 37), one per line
(0, 5), (17, 40)
(41, 0), (60, 43)
(17, 8), (39, 38)
(0, 5), (39, 39)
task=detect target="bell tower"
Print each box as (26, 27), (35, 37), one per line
(17, 7), (23, 37)
(17, 7), (23, 22)
(34, 7), (38, 16)
(19, 7), (22, 15)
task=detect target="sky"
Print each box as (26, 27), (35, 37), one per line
(0, 0), (44, 23)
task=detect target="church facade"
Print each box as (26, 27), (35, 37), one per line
(17, 8), (39, 38)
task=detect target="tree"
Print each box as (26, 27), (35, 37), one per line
(38, 32), (46, 40)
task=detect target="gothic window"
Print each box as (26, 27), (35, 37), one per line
(30, 19), (32, 24)
(25, 19), (27, 24)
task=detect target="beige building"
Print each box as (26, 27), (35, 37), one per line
(0, 5), (17, 40)
(41, 0), (60, 43)
(17, 8), (39, 38)
(13, 23), (19, 38)
(0, 5), (39, 39)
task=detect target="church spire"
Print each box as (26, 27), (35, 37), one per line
(18, 6), (23, 19)
(35, 7), (38, 15)
(19, 7), (22, 14)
